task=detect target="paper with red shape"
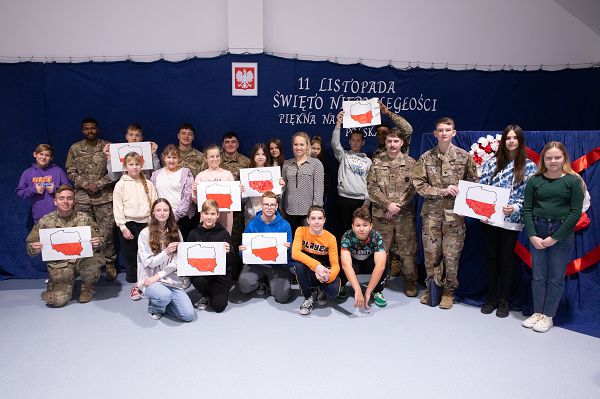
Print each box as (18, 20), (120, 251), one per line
(240, 167), (282, 198)
(342, 98), (381, 128)
(196, 181), (242, 211)
(242, 233), (288, 265)
(177, 242), (227, 276)
(454, 180), (510, 225)
(39, 226), (93, 261)
(109, 142), (153, 171)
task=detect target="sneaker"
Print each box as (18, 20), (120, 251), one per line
(522, 312), (543, 328)
(315, 287), (327, 306)
(299, 297), (314, 315)
(481, 298), (497, 315)
(44, 278), (49, 285)
(495, 300), (510, 318)
(533, 315), (553, 333)
(129, 286), (142, 301)
(149, 312), (162, 320)
(194, 297), (209, 310)
(256, 282), (268, 296)
(373, 292), (387, 307)
(337, 284), (347, 299)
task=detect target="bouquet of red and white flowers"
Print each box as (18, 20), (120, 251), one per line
(469, 134), (502, 176)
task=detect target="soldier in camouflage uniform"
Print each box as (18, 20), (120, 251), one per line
(371, 101), (413, 159)
(412, 117), (478, 309)
(65, 118), (117, 281)
(367, 127), (419, 297)
(26, 185), (104, 307)
(219, 132), (250, 279)
(177, 123), (206, 178)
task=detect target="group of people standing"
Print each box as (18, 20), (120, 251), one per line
(19, 107), (585, 333)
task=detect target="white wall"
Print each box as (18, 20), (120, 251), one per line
(0, 0), (598, 69)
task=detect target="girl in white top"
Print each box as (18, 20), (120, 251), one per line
(137, 198), (194, 321)
(193, 145), (234, 234)
(113, 151), (158, 300)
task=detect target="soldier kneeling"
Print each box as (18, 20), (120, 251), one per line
(26, 185), (104, 307)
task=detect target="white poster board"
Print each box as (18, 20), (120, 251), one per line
(342, 98), (381, 128)
(239, 167), (282, 198)
(196, 181), (242, 211)
(109, 142), (153, 171)
(39, 226), (93, 261)
(453, 180), (511, 223)
(176, 242), (227, 276)
(242, 233), (288, 265)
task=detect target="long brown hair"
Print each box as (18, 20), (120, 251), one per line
(148, 198), (180, 255)
(249, 143), (272, 168)
(267, 137), (285, 166)
(493, 124), (527, 185)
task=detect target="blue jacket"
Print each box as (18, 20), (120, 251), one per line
(244, 210), (293, 257)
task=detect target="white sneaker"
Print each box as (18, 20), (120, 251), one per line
(194, 297), (209, 310)
(522, 312), (543, 328)
(149, 312), (162, 320)
(533, 315), (553, 333)
(315, 287), (327, 306)
(299, 297), (314, 315)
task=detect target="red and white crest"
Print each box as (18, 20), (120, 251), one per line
(232, 62), (258, 96)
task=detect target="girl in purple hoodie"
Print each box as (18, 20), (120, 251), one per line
(16, 144), (70, 224)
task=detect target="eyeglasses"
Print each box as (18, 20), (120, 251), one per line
(262, 203), (277, 208)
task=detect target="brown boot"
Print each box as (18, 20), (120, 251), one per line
(79, 283), (94, 303)
(420, 286), (430, 305)
(404, 281), (418, 297)
(105, 262), (118, 282)
(439, 287), (454, 309)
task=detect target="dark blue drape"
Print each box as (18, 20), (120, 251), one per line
(422, 131), (600, 337)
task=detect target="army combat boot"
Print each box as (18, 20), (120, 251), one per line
(420, 286), (430, 305)
(105, 262), (118, 282)
(439, 287), (454, 309)
(404, 280), (418, 297)
(79, 282), (94, 303)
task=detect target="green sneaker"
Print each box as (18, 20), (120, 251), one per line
(373, 292), (387, 308)
(337, 284), (347, 299)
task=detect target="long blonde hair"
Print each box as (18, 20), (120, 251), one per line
(123, 151), (152, 211)
(535, 141), (586, 190)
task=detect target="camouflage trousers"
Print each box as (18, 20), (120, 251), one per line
(75, 202), (116, 265)
(373, 212), (418, 283)
(45, 254), (103, 307)
(421, 214), (466, 290)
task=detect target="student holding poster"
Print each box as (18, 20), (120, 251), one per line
(137, 198), (194, 322)
(26, 185), (104, 307)
(521, 141), (584, 333)
(478, 125), (537, 318)
(243, 143), (272, 224)
(238, 191), (293, 302)
(291, 206), (340, 315)
(413, 117), (478, 309)
(104, 123), (160, 182)
(187, 200), (235, 313)
(193, 145), (234, 234)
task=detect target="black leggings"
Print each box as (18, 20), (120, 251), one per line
(118, 221), (147, 283)
(482, 223), (520, 302)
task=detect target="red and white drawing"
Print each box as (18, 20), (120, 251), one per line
(454, 180), (510, 224)
(39, 226), (93, 261)
(177, 242), (226, 276)
(342, 98), (381, 128)
(196, 181), (242, 211)
(239, 166), (282, 198)
(109, 142), (153, 171)
(242, 233), (288, 264)
(232, 62), (258, 96)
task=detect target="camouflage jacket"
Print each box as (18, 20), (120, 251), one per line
(26, 210), (104, 267)
(413, 144), (478, 216)
(65, 139), (113, 205)
(179, 148), (206, 178)
(367, 152), (417, 218)
(221, 152), (250, 180)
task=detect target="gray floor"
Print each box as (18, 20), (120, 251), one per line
(1, 275), (599, 399)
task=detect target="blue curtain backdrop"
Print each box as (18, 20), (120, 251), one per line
(1, 54), (599, 335)
(422, 131), (600, 337)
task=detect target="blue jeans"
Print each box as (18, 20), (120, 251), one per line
(292, 261), (340, 300)
(530, 217), (575, 317)
(144, 283), (195, 322)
